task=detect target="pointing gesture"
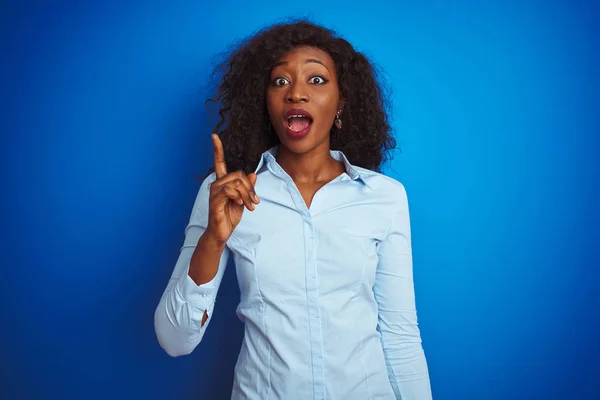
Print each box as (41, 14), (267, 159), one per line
(213, 133), (228, 179)
(205, 134), (260, 246)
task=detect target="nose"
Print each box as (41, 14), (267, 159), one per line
(285, 81), (308, 103)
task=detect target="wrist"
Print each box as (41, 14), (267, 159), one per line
(200, 229), (227, 251)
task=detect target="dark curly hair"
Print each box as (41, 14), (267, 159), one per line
(203, 19), (396, 178)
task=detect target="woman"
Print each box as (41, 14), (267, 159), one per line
(155, 20), (432, 399)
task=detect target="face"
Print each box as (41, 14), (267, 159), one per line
(266, 46), (344, 152)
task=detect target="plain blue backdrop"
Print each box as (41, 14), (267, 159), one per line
(1, 1), (599, 399)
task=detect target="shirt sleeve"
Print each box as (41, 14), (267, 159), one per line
(374, 184), (432, 399)
(154, 171), (231, 357)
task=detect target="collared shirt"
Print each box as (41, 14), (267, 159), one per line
(155, 145), (432, 400)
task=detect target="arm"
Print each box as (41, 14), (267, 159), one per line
(154, 172), (230, 357)
(374, 185), (432, 399)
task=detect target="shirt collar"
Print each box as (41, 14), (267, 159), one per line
(254, 144), (369, 187)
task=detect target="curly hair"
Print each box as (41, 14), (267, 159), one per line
(203, 19), (396, 178)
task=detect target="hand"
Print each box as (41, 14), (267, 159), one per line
(205, 134), (260, 246)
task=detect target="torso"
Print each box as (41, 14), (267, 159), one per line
(227, 162), (404, 400)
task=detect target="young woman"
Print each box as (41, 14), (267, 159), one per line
(155, 20), (432, 400)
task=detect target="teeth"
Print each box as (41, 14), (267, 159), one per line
(286, 114), (311, 128)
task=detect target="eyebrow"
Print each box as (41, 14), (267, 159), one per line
(273, 58), (331, 73)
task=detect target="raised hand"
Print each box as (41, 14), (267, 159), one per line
(205, 134), (260, 246)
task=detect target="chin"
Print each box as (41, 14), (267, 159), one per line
(282, 135), (330, 154)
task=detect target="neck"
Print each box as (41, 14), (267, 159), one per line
(275, 141), (345, 185)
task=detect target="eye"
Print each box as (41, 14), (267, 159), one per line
(309, 76), (328, 85)
(272, 77), (289, 87)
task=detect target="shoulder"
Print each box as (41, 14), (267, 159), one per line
(354, 166), (409, 203)
(195, 171), (219, 198)
(201, 171), (218, 188)
(189, 172), (217, 222)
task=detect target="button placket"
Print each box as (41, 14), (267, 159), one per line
(271, 156), (326, 399)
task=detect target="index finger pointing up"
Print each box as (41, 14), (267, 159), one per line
(212, 133), (228, 179)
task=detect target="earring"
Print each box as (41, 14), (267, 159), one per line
(334, 110), (343, 130)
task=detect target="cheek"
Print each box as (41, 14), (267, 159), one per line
(265, 94), (277, 118)
(314, 93), (339, 119)
(316, 85), (339, 105)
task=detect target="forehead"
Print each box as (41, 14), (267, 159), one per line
(274, 45), (335, 68)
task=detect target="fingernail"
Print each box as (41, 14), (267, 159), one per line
(252, 193), (259, 203)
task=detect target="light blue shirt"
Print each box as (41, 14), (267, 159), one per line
(155, 145), (432, 399)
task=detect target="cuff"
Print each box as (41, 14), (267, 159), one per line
(174, 262), (218, 311)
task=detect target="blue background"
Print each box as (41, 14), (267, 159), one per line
(2, 1), (598, 399)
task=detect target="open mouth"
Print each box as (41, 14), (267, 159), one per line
(284, 108), (313, 135)
(286, 115), (313, 132)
